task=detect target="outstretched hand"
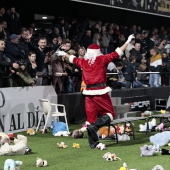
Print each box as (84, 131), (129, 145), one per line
(56, 51), (66, 56)
(126, 34), (135, 44)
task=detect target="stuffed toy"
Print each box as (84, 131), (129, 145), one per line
(0, 132), (10, 146)
(26, 128), (35, 135)
(139, 118), (156, 132)
(72, 143), (80, 148)
(150, 131), (170, 146)
(124, 123), (133, 135)
(155, 123), (165, 131)
(57, 142), (68, 148)
(160, 109), (166, 114)
(0, 134), (27, 156)
(115, 124), (124, 134)
(117, 134), (130, 141)
(36, 157), (48, 167)
(4, 159), (22, 170)
(161, 148), (170, 155)
(140, 144), (160, 156)
(103, 152), (121, 161)
(54, 131), (70, 136)
(119, 162), (137, 170)
(152, 165), (164, 170)
(39, 127), (49, 133)
(98, 126), (115, 139)
(70, 126), (87, 139)
(53, 121), (69, 136)
(96, 143), (106, 150)
(141, 110), (153, 117)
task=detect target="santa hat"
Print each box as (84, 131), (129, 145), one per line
(84, 44), (103, 65)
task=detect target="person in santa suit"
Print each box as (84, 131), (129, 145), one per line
(56, 34), (135, 149)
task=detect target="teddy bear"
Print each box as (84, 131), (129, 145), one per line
(98, 126), (115, 139)
(103, 152), (121, 161)
(36, 157), (48, 167)
(150, 131), (170, 146)
(0, 134), (27, 156)
(26, 128), (35, 135)
(140, 144), (160, 156)
(141, 110), (153, 117)
(152, 165), (164, 170)
(70, 129), (85, 138)
(53, 122), (69, 136)
(155, 123), (165, 131)
(4, 159), (22, 170)
(57, 142), (68, 148)
(96, 143), (106, 150)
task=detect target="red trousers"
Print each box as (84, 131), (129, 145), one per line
(85, 93), (115, 124)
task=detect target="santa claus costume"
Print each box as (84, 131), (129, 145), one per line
(57, 34), (135, 148)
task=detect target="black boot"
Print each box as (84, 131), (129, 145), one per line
(87, 114), (111, 148)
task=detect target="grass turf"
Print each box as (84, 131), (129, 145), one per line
(0, 119), (169, 170)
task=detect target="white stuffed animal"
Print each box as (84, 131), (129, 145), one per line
(0, 134), (27, 156)
(139, 118), (156, 132)
(54, 131), (70, 136)
(36, 157), (48, 167)
(117, 134), (130, 141)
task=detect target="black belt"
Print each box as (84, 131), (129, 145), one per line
(86, 83), (106, 88)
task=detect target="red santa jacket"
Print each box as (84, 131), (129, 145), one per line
(69, 48), (123, 95)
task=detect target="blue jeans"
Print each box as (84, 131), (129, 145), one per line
(149, 74), (161, 87)
(133, 81), (143, 88)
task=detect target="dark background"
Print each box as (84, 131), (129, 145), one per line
(1, 0), (170, 29)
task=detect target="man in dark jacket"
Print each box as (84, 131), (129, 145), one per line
(0, 39), (19, 87)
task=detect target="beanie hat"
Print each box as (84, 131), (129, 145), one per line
(84, 44), (103, 65)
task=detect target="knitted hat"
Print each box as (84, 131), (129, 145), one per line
(84, 44), (103, 65)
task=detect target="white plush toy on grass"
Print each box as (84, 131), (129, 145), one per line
(0, 134), (27, 156)
(36, 157), (48, 167)
(139, 118), (156, 132)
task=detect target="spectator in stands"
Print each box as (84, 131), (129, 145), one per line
(81, 29), (93, 50)
(19, 28), (30, 59)
(124, 55), (142, 88)
(27, 36), (59, 85)
(92, 33), (100, 45)
(0, 22), (7, 40)
(161, 51), (169, 86)
(2, 20), (9, 40)
(129, 42), (143, 66)
(27, 51), (37, 79)
(52, 53), (68, 93)
(100, 25), (110, 54)
(5, 6), (21, 34)
(0, 38), (19, 87)
(48, 27), (61, 40)
(0, 6), (6, 22)
(149, 48), (162, 87)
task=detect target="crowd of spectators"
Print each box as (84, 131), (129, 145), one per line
(1, 5), (170, 93)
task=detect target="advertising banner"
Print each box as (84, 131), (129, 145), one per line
(0, 86), (57, 133)
(70, 0), (170, 17)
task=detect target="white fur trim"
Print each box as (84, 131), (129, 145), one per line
(106, 113), (113, 121)
(69, 55), (76, 63)
(86, 49), (103, 56)
(82, 87), (112, 95)
(115, 47), (124, 57)
(85, 121), (91, 125)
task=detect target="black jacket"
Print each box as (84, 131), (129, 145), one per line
(0, 51), (12, 78)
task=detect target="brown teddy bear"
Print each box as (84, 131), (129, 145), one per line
(57, 142), (68, 148)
